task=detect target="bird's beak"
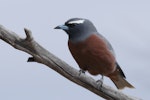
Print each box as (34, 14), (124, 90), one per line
(54, 25), (69, 30)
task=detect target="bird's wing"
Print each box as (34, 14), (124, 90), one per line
(97, 33), (116, 57)
(97, 33), (126, 78)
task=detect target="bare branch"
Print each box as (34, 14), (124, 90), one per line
(0, 25), (141, 100)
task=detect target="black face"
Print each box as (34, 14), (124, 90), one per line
(65, 23), (77, 28)
(65, 22), (78, 28)
(63, 18), (85, 34)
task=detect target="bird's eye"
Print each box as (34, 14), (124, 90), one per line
(66, 23), (77, 27)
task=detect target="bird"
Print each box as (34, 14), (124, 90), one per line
(54, 18), (134, 89)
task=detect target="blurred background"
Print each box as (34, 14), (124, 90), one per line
(0, 0), (149, 100)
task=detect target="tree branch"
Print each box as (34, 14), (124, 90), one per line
(0, 25), (141, 100)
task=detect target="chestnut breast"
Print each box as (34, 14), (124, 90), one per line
(68, 34), (116, 75)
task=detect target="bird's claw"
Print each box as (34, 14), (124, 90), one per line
(96, 75), (104, 89)
(79, 69), (85, 76)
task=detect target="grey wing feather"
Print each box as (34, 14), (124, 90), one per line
(97, 33), (116, 57)
(97, 33), (126, 78)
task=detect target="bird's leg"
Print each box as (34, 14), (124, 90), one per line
(96, 75), (104, 89)
(79, 69), (85, 76)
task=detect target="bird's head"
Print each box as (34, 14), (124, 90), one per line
(55, 18), (98, 42)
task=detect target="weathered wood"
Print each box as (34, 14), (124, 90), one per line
(0, 25), (141, 100)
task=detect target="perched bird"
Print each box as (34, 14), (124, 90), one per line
(55, 18), (134, 89)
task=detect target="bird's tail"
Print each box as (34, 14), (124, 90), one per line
(108, 64), (134, 89)
(109, 74), (134, 89)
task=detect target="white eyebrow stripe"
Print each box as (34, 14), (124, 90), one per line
(68, 19), (85, 24)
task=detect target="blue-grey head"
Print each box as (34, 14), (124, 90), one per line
(54, 18), (98, 42)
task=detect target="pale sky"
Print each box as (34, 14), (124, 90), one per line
(0, 0), (150, 100)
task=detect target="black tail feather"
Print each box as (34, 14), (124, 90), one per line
(116, 62), (126, 78)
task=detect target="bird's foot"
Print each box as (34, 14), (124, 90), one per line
(79, 69), (85, 76)
(96, 75), (104, 89)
